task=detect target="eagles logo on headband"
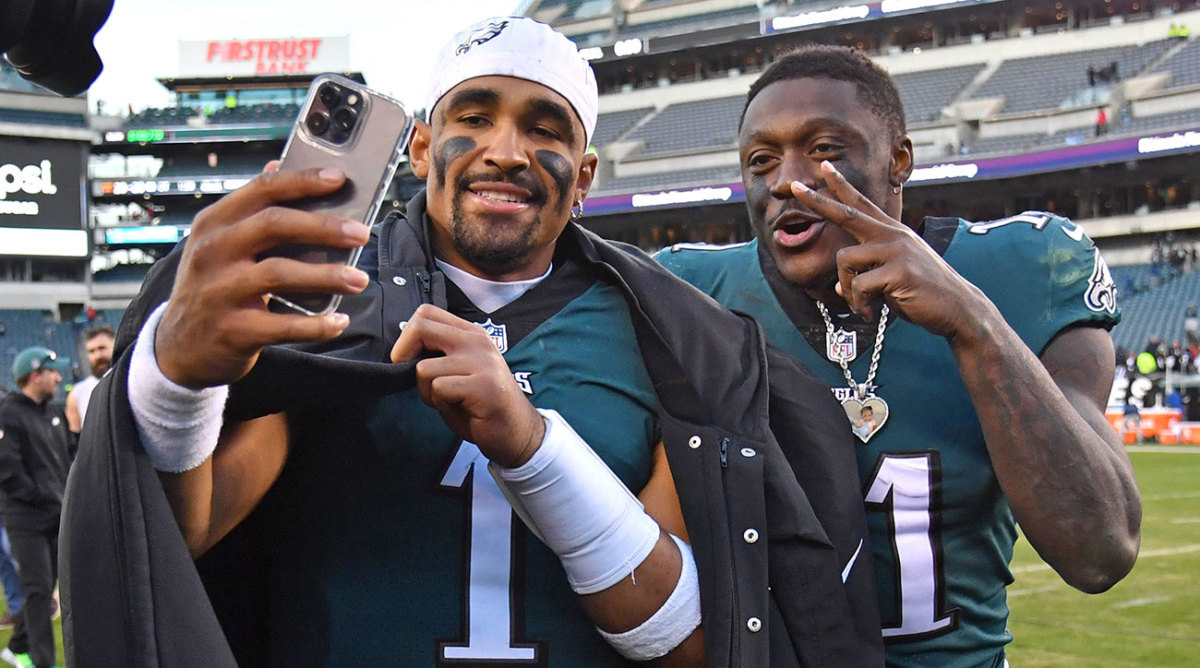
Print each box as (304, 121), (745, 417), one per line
(456, 20), (508, 56)
(427, 16), (599, 147)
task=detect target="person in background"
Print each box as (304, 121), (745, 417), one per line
(65, 325), (115, 434)
(0, 347), (76, 668)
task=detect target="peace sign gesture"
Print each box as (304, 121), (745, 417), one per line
(790, 160), (994, 342)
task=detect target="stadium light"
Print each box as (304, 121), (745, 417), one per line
(613, 39), (644, 57)
(881, 0), (973, 14)
(772, 5), (870, 31)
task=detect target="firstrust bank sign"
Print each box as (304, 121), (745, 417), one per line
(179, 36), (350, 77)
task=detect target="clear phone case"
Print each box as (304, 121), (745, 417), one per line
(264, 73), (413, 315)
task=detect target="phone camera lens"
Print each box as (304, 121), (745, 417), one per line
(318, 84), (341, 108)
(331, 106), (357, 135)
(305, 110), (330, 135)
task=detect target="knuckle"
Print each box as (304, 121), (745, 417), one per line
(255, 257), (290, 287)
(413, 303), (439, 319)
(211, 317), (243, 348)
(254, 168), (285, 190)
(257, 205), (289, 231)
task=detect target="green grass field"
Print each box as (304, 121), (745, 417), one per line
(1007, 448), (1200, 667)
(0, 449), (1187, 667)
(0, 610), (63, 667)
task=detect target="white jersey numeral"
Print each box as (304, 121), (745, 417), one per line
(864, 452), (959, 640)
(437, 441), (540, 664)
(967, 211), (1053, 235)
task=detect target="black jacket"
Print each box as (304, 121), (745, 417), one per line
(61, 194), (882, 667)
(0, 391), (74, 533)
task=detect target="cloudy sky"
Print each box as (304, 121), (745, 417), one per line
(88, 0), (524, 113)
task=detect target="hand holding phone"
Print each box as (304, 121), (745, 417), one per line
(155, 168), (371, 390)
(262, 74), (413, 315)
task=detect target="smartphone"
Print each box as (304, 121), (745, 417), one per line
(263, 73), (413, 315)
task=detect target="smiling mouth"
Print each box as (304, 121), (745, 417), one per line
(775, 218), (814, 235)
(770, 209), (825, 248)
(471, 188), (531, 204)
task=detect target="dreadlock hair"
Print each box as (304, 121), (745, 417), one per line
(740, 44), (907, 139)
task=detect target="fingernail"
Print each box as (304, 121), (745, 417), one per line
(319, 168), (344, 183)
(344, 267), (369, 288)
(822, 160), (840, 174)
(331, 313), (350, 328)
(343, 220), (369, 240)
(792, 180), (810, 193)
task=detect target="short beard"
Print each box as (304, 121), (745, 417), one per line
(449, 195), (545, 276)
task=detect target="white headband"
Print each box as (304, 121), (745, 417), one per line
(427, 16), (598, 147)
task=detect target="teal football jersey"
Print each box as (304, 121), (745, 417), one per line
(253, 266), (658, 666)
(656, 213), (1119, 668)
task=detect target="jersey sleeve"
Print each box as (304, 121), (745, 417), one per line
(652, 242), (754, 297)
(652, 244), (705, 287)
(948, 211), (1120, 356)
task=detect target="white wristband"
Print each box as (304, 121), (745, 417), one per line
(597, 533), (702, 661)
(128, 302), (229, 472)
(490, 408), (661, 595)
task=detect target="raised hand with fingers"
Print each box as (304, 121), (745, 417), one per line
(155, 167), (372, 389)
(389, 304), (545, 468)
(790, 160), (990, 341)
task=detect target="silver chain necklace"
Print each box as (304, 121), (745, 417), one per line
(817, 301), (890, 443)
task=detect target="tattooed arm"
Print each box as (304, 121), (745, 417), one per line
(951, 315), (1140, 592)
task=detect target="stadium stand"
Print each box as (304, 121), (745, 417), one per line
(124, 106), (199, 128)
(615, 7), (761, 41)
(0, 108), (86, 127)
(559, 0), (607, 21)
(595, 165), (739, 194)
(965, 132), (1050, 156)
(969, 40), (1175, 114)
(620, 95), (744, 159)
(206, 102), (300, 125)
(592, 107), (655, 147)
(91, 264), (154, 283)
(1122, 107), (1200, 134)
(1111, 266), (1200, 353)
(155, 152), (273, 178)
(894, 64), (986, 125)
(1153, 36), (1200, 89)
(964, 106), (1200, 155)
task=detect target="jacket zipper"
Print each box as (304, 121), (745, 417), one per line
(415, 268), (432, 302)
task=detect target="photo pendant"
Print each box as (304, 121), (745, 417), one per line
(842, 392), (888, 444)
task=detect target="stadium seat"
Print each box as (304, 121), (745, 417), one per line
(970, 40), (1175, 115)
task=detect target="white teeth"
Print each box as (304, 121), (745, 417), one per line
(476, 190), (526, 203)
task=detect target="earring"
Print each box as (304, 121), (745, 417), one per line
(570, 199), (584, 221)
(892, 185), (902, 195)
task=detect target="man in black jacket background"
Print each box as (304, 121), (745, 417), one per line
(0, 347), (75, 668)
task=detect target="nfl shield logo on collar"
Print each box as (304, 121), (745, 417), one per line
(827, 328), (857, 363)
(477, 318), (508, 354)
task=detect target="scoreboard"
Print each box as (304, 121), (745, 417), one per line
(0, 135), (89, 257)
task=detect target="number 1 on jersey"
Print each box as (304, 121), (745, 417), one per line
(865, 452), (959, 641)
(438, 441), (541, 664)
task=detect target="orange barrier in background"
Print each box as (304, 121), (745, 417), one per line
(1106, 407), (1184, 443)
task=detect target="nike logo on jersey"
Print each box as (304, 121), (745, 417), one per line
(842, 538), (863, 583)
